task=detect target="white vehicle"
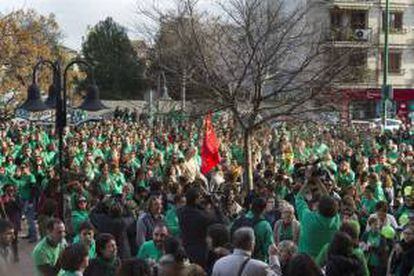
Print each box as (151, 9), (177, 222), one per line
(371, 118), (402, 131)
(351, 120), (376, 129)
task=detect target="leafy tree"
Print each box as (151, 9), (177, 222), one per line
(0, 9), (62, 98)
(82, 17), (147, 100)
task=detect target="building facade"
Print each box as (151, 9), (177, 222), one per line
(323, 0), (414, 121)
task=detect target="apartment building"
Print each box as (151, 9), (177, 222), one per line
(323, 0), (414, 121)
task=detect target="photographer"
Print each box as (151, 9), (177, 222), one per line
(177, 187), (226, 268)
(295, 171), (341, 258)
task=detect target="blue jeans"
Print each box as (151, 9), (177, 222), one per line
(23, 200), (37, 241)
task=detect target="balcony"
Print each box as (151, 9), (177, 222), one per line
(327, 28), (372, 46)
(379, 0), (410, 10)
(330, 0), (374, 10)
(379, 29), (414, 46)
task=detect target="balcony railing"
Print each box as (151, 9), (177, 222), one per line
(328, 28), (372, 43)
(330, 0), (374, 10)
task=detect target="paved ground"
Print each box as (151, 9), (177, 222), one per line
(11, 238), (36, 276)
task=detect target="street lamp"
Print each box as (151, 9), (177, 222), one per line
(20, 59), (107, 219)
(19, 82), (49, 112)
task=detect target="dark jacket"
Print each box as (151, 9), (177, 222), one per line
(206, 246), (231, 276)
(90, 210), (135, 260)
(399, 243), (414, 276)
(84, 257), (121, 276)
(1, 195), (23, 231)
(177, 205), (223, 267)
(325, 255), (364, 276)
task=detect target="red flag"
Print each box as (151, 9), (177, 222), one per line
(201, 112), (220, 174)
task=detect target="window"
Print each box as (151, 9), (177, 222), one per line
(382, 52), (402, 73)
(351, 11), (367, 29)
(383, 12), (403, 32)
(390, 53), (402, 72)
(330, 10), (342, 29)
(349, 52), (367, 67)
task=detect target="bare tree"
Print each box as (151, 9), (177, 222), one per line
(137, 0), (359, 190)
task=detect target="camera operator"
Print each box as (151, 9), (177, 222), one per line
(177, 186), (226, 268)
(295, 166), (341, 259)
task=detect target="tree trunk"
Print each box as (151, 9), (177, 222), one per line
(244, 128), (254, 191)
(181, 69), (186, 111)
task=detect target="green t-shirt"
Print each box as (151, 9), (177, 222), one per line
(32, 237), (66, 276)
(73, 235), (96, 259)
(12, 173), (36, 200)
(5, 164), (16, 177)
(110, 172), (126, 195)
(45, 151), (57, 167)
(278, 222), (293, 242)
(336, 170), (355, 189)
(387, 151), (399, 163)
(164, 207), (180, 237)
(295, 194), (341, 259)
(314, 143), (329, 157)
(373, 183), (386, 201)
(71, 210), (89, 234)
(361, 197), (378, 215)
(245, 212), (274, 262)
(361, 230), (382, 266)
(137, 240), (163, 261)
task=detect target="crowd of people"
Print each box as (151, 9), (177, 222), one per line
(0, 113), (413, 276)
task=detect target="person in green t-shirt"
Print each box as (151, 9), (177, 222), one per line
(336, 161), (355, 189)
(32, 219), (67, 276)
(109, 164), (126, 195)
(295, 179), (341, 259)
(71, 196), (90, 235)
(0, 166), (8, 190)
(4, 156), (16, 177)
(368, 173), (386, 202)
(13, 164), (37, 242)
(242, 197), (275, 262)
(84, 233), (121, 276)
(137, 223), (169, 262)
(165, 194), (186, 237)
(316, 222), (369, 276)
(361, 216), (387, 276)
(73, 221), (96, 259)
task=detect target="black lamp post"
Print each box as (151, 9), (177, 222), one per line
(20, 59), (107, 219)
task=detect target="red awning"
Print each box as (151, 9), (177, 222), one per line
(342, 88), (414, 101)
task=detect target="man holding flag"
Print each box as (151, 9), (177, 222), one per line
(201, 112), (221, 176)
(181, 112), (220, 187)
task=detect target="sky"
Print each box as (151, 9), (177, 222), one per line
(0, 0), (215, 51)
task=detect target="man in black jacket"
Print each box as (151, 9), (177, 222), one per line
(399, 226), (414, 276)
(89, 200), (135, 260)
(1, 184), (22, 262)
(177, 187), (224, 268)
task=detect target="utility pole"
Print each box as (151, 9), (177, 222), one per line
(382, 0), (390, 128)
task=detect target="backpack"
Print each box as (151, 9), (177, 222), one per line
(230, 213), (266, 258)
